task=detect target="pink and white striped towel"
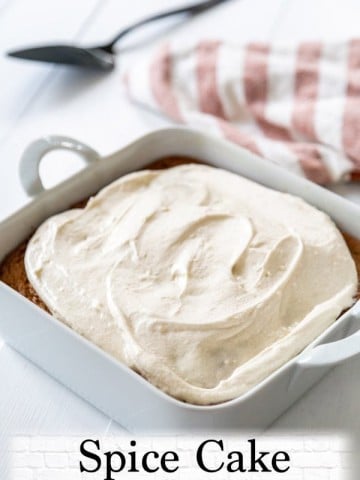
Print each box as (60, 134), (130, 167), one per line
(125, 39), (360, 185)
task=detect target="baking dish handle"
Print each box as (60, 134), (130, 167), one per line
(19, 135), (100, 197)
(297, 301), (360, 368)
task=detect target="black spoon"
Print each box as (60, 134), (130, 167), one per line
(7, 0), (230, 72)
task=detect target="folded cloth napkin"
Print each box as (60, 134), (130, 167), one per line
(125, 39), (360, 185)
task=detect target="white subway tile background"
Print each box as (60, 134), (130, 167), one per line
(9, 435), (354, 479)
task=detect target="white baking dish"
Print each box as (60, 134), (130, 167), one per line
(1, 128), (360, 433)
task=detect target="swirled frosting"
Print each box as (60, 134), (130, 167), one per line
(25, 164), (357, 404)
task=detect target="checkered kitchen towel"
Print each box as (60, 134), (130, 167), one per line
(125, 40), (360, 185)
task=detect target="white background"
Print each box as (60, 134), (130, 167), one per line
(9, 435), (354, 479)
(0, 0), (360, 465)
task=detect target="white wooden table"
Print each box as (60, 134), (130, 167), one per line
(1, 0), (360, 443)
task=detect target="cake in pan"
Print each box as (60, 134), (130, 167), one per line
(1, 157), (359, 405)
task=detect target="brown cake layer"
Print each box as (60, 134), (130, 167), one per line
(1, 156), (360, 310)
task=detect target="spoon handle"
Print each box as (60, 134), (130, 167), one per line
(101, 0), (230, 53)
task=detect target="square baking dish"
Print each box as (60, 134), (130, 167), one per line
(1, 127), (360, 433)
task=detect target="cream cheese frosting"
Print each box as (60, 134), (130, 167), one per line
(25, 164), (358, 404)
